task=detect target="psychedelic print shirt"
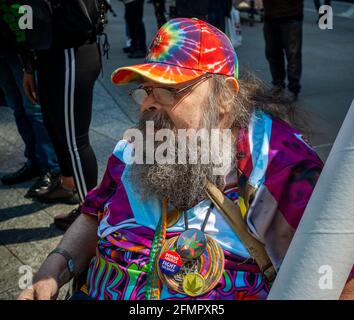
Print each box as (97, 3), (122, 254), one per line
(81, 110), (324, 300)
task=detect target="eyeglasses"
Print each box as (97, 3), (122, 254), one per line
(129, 74), (212, 106)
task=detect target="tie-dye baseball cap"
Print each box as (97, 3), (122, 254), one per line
(111, 18), (239, 86)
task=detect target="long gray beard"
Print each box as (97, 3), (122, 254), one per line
(129, 110), (234, 211)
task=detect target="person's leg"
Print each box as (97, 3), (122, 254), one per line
(122, 3), (133, 53)
(50, 43), (100, 231)
(7, 55), (60, 175)
(207, 9), (225, 32)
(36, 49), (80, 204)
(37, 43), (99, 203)
(207, 0), (226, 32)
(125, 2), (138, 51)
(135, 0), (147, 52)
(313, 0), (321, 11)
(0, 57), (38, 169)
(127, 0), (147, 58)
(281, 20), (302, 96)
(68, 43), (100, 198)
(263, 21), (286, 89)
(152, 0), (166, 29)
(0, 56), (41, 185)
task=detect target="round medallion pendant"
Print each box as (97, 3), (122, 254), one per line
(182, 273), (205, 297)
(157, 235), (225, 297)
(176, 228), (207, 259)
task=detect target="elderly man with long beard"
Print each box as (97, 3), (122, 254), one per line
(18, 18), (354, 300)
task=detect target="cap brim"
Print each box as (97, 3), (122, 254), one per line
(111, 62), (207, 85)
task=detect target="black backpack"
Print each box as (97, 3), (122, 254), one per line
(50, 0), (107, 48)
(0, 0), (108, 53)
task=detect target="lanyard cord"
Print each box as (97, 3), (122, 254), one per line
(183, 202), (215, 232)
(145, 197), (168, 300)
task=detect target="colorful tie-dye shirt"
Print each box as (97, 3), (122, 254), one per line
(81, 110), (324, 300)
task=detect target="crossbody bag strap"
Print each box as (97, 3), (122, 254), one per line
(205, 181), (276, 286)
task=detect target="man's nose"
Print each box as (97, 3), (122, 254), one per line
(140, 94), (163, 112)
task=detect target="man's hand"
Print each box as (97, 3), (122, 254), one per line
(18, 278), (59, 300)
(17, 214), (98, 300)
(23, 71), (37, 104)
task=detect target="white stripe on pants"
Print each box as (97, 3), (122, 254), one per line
(64, 48), (87, 201)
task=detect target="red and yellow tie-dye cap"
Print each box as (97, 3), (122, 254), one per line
(111, 18), (239, 85)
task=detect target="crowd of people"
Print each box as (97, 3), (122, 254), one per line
(1, 0), (352, 300)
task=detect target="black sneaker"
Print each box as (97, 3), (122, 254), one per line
(1, 164), (41, 185)
(54, 207), (82, 231)
(25, 171), (61, 198)
(34, 180), (80, 205)
(128, 49), (147, 59)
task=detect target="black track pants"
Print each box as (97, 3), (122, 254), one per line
(37, 43), (100, 201)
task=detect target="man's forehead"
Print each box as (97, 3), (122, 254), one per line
(141, 77), (203, 89)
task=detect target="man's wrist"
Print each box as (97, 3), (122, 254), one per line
(34, 253), (71, 288)
(48, 248), (76, 279)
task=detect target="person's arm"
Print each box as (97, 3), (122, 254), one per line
(17, 214), (98, 300)
(20, 49), (37, 104)
(23, 71), (37, 104)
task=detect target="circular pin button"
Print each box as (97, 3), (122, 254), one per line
(158, 250), (182, 276)
(176, 228), (207, 259)
(182, 273), (205, 297)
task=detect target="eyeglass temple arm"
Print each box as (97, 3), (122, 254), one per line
(175, 74), (211, 94)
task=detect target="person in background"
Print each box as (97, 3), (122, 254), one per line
(262, 0), (303, 101)
(122, 0), (147, 58)
(174, 0), (232, 32)
(151, 0), (167, 29)
(22, 0), (102, 230)
(0, 54), (61, 198)
(122, 21), (132, 53)
(207, 0), (232, 32)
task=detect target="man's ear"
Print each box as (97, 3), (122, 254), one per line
(219, 77), (239, 115)
(226, 77), (239, 95)
(217, 77), (239, 129)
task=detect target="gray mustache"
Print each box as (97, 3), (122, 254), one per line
(138, 110), (174, 131)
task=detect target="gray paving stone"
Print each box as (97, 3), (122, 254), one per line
(0, 131), (25, 174)
(0, 286), (21, 300)
(0, 108), (24, 149)
(0, 246), (23, 294)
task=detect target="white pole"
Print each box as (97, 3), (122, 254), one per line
(268, 99), (354, 300)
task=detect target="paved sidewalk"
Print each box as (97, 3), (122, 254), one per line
(0, 0), (353, 299)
